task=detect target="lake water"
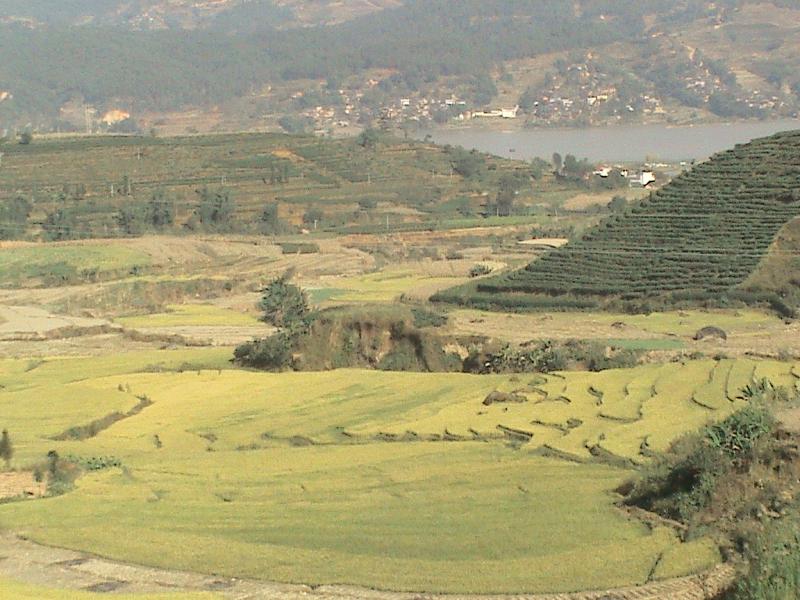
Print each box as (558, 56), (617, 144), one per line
(419, 119), (800, 163)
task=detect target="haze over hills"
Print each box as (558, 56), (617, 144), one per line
(1, 0), (799, 134)
(0, 0), (398, 29)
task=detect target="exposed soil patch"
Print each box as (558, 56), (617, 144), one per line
(0, 472), (46, 501)
(0, 533), (732, 599)
(126, 324), (276, 346)
(0, 306), (111, 340)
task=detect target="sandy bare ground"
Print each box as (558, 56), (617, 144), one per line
(0, 473), (46, 501)
(448, 309), (800, 358)
(516, 238), (569, 248)
(0, 304), (271, 355)
(447, 310), (666, 344)
(0, 306), (113, 340)
(130, 325), (275, 346)
(0, 533), (733, 599)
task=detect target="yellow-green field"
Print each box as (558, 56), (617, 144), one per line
(2, 350), (795, 593)
(0, 243), (151, 285)
(0, 578), (217, 600)
(312, 268), (465, 304)
(115, 305), (260, 328)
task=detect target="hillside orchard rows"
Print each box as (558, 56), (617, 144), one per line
(436, 130), (800, 313)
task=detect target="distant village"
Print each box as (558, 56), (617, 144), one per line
(2, 40), (797, 140)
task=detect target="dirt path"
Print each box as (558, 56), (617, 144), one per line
(0, 534), (734, 599)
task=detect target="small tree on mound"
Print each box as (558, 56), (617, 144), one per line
(258, 273), (314, 334)
(0, 429), (13, 468)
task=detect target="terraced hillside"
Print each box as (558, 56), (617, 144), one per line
(6, 350), (794, 593)
(0, 132), (553, 239)
(436, 130), (800, 313)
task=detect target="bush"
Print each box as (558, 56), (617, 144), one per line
(233, 333), (294, 370)
(278, 242), (319, 255)
(411, 308), (448, 328)
(728, 516), (800, 600)
(469, 264), (493, 278)
(625, 402), (776, 522)
(705, 403), (774, 457)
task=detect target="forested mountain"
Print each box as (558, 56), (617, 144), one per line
(0, 0), (798, 132)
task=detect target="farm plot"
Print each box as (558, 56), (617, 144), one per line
(0, 243), (151, 288)
(2, 353), (794, 593)
(312, 265), (468, 305)
(446, 308), (796, 357)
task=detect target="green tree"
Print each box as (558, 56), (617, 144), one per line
(18, 131), (33, 145)
(608, 195), (628, 213)
(0, 196), (32, 240)
(42, 207), (79, 241)
(303, 207), (323, 229)
(233, 332), (294, 370)
(260, 203), (287, 235)
(357, 128), (380, 149)
(449, 147), (486, 179)
(147, 189), (175, 229)
(552, 152), (563, 174)
(0, 429), (13, 468)
(258, 273), (313, 333)
(116, 204), (147, 236)
(193, 187), (235, 232)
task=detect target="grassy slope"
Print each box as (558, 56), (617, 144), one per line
(0, 243), (151, 287)
(436, 130), (800, 312)
(3, 351), (797, 592)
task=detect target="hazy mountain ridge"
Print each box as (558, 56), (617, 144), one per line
(0, 0), (398, 30)
(0, 0), (798, 133)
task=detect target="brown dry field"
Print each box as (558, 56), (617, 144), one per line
(0, 473), (46, 501)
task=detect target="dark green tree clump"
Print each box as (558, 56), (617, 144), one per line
(257, 274), (313, 332)
(0, 429), (13, 468)
(235, 274), (316, 370)
(189, 187), (236, 232)
(0, 196), (32, 240)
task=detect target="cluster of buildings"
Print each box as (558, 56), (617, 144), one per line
(593, 166), (657, 188)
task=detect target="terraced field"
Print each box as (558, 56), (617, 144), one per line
(0, 132), (558, 239)
(436, 130), (800, 312)
(1, 350), (796, 593)
(0, 242), (152, 288)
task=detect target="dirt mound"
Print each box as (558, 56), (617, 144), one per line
(293, 307), (462, 372)
(694, 326), (728, 341)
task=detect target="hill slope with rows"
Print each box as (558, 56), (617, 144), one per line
(436, 130), (800, 314)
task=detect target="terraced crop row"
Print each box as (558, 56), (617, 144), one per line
(347, 358), (800, 465)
